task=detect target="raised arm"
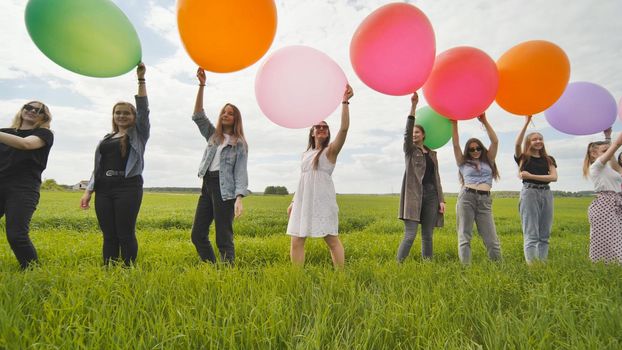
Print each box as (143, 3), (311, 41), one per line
(137, 62), (146, 97)
(478, 113), (498, 162)
(191, 68), (215, 141)
(194, 68), (206, 114)
(514, 115), (531, 158)
(599, 132), (622, 171)
(514, 115), (532, 158)
(326, 84), (353, 162)
(450, 120), (463, 166)
(134, 63), (150, 141)
(404, 93), (418, 154)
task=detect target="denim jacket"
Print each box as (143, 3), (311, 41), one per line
(193, 110), (249, 201)
(87, 95), (150, 191)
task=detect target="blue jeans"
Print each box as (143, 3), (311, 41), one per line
(456, 189), (501, 264)
(519, 184), (553, 263)
(397, 183), (438, 261)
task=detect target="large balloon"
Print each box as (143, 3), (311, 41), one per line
(619, 97), (622, 122)
(423, 47), (499, 120)
(350, 3), (435, 96)
(25, 0), (141, 78)
(544, 82), (617, 135)
(415, 106), (452, 149)
(255, 46), (347, 129)
(178, 0), (277, 73)
(496, 40), (570, 115)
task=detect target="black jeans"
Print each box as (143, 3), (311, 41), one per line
(191, 172), (235, 264)
(0, 186), (40, 269)
(94, 176), (143, 266)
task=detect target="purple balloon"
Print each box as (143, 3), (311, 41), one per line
(619, 97), (622, 121)
(544, 82), (617, 135)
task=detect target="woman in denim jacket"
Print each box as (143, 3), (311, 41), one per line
(80, 63), (150, 266)
(190, 68), (249, 265)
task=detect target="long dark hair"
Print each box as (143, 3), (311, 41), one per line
(307, 122), (331, 170)
(459, 138), (500, 185)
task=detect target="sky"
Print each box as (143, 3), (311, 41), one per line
(1, 0), (621, 194)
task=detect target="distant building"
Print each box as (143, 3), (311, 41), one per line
(72, 180), (89, 190)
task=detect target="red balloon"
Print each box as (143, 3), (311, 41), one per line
(350, 3), (435, 96)
(423, 47), (499, 120)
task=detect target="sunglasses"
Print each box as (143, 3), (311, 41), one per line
(23, 104), (45, 115)
(313, 124), (329, 130)
(468, 147), (482, 153)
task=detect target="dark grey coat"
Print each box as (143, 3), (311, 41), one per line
(398, 116), (445, 226)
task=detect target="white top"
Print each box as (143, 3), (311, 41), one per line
(590, 159), (622, 192)
(208, 134), (231, 172)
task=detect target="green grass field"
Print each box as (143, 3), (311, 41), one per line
(0, 192), (621, 349)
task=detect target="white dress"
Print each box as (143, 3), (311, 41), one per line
(287, 149), (339, 237)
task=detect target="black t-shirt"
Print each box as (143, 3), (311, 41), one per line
(514, 154), (557, 185)
(0, 128), (54, 188)
(99, 136), (129, 176)
(422, 151), (436, 185)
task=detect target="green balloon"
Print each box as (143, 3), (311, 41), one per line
(415, 106), (452, 149)
(25, 0), (141, 77)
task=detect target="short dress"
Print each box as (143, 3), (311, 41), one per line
(286, 149), (338, 237)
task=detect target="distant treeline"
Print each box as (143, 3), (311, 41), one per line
(45, 179), (596, 197)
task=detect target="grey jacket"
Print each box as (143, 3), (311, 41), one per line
(87, 95), (150, 191)
(193, 110), (249, 201)
(398, 115), (444, 226)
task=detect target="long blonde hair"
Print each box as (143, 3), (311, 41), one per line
(11, 101), (52, 129)
(518, 132), (553, 170)
(210, 103), (247, 150)
(582, 141), (609, 178)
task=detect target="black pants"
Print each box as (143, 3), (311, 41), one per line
(94, 176), (143, 266)
(191, 173), (235, 264)
(0, 186), (40, 269)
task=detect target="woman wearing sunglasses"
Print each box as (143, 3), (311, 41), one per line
(397, 93), (445, 262)
(190, 68), (249, 266)
(583, 131), (622, 264)
(451, 114), (501, 264)
(0, 101), (53, 269)
(286, 84), (353, 268)
(80, 63), (149, 267)
(514, 115), (557, 264)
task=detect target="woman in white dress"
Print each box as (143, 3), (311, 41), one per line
(287, 84), (353, 268)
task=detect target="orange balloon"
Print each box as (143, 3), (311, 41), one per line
(496, 40), (570, 115)
(177, 0), (277, 73)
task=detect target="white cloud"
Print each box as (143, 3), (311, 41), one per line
(1, 0), (621, 194)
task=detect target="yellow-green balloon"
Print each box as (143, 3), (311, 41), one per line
(416, 106), (452, 149)
(25, 0), (141, 77)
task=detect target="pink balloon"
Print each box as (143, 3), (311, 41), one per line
(350, 3), (435, 96)
(255, 46), (347, 129)
(423, 47), (499, 120)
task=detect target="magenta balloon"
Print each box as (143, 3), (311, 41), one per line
(255, 46), (347, 129)
(544, 82), (617, 135)
(423, 47), (499, 120)
(350, 3), (435, 96)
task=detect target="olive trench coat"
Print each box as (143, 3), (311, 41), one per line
(398, 115), (445, 227)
